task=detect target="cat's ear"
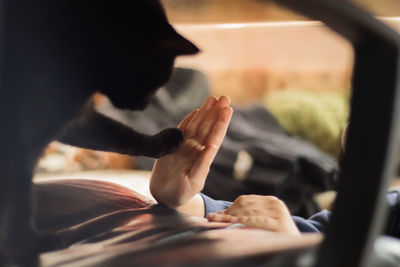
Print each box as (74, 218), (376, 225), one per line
(163, 30), (200, 56)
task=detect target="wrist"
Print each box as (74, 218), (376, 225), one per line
(151, 189), (205, 217)
(149, 180), (188, 209)
(150, 181), (205, 217)
(175, 194), (205, 217)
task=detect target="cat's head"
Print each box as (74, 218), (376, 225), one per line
(87, 0), (200, 110)
(8, 0), (198, 110)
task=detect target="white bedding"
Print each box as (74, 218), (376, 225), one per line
(34, 169), (154, 201)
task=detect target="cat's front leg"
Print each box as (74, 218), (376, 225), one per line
(57, 107), (183, 158)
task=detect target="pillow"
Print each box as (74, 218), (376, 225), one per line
(263, 89), (349, 158)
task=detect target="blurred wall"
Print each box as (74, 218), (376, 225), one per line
(161, 0), (400, 105)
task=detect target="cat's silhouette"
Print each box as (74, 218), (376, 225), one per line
(0, 0), (198, 265)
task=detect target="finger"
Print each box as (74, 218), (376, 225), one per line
(216, 95), (231, 107)
(185, 96), (229, 140)
(184, 97), (217, 138)
(187, 142), (217, 185)
(178, 109), (198, 131)
(236, 216), (279, 231)
(194, 106), (221, 144)
(207, 213), (239, 223)
(226, 207), (276, 218)
(203, 106), (233, 160)
(188, 106), (232, 179)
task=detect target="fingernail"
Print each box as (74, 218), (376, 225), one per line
(207, 96), (217, 105)
(218, 96), (231, 104)
(224, 96), (231, 103)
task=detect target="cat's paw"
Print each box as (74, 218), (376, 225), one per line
(153, 128), (183, 158)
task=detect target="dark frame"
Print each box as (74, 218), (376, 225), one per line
(274, 0), (400, 266)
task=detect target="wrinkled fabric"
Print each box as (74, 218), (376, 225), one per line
(33, 179), (320, 267)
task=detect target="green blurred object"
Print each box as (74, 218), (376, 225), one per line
(263, 89), (349, 159)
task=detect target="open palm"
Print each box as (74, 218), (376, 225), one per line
(150, 96), (232, 208)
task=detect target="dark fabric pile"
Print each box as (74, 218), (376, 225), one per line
(204, 105), (337, 217)
(98, 68), (338, 218)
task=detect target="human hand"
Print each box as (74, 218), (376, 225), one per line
(150, 96), (232, 209)
(207, 195), (301, 236)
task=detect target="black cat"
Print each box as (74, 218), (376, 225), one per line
(0, 0), (198, 265)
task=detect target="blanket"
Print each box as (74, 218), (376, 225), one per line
(34, 179), (321, 266)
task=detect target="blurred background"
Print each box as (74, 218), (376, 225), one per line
(164, 0), (400, 158)
(35, 0), (400, 213)
(163, 0), (399, 103)
(162, 0), (400, 23)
